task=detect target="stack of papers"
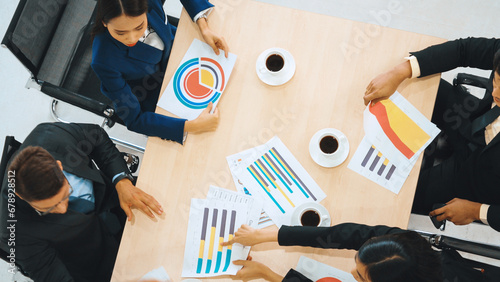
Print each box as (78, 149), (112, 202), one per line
(348, 92), (440, 194)
(227, 136), (326, 227)
(182, 186), (261, 277)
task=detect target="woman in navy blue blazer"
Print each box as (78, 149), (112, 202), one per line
(91, 0), (228, 144)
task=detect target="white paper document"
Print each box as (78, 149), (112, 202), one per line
(349, 91), (440, 194)
(226, 146), (274, 228)
(182, 186), (260, 277)
(139, 266), (171, 282)
(158, 39), (237, 120)
(231, 137), (326, 227)
(296, 256), (356, 282)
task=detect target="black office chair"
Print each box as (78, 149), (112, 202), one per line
(0, 136), (29, 278)
(420, 72), (491, 170)
(1, 0), (122, 126)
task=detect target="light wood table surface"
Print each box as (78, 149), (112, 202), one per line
(112, 1), (445, 281)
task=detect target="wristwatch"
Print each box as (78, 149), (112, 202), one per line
(113, 172), (134, 186)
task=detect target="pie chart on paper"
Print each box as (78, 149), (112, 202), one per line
(157, 38), (237, 120)
(173, 57), (226, 109)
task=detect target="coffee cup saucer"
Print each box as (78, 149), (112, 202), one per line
(290, 202), (331, 227)
(309, 128), (349, 168)
(256, 48), (296, 86)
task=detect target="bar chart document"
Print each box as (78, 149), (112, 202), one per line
(233, 137), (326, 227)
(349, 91), (440, 193)
(227, 147), (274, 228)
(182, 187), (260, 277)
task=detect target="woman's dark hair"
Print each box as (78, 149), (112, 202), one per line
(91, 0), (148, 41)
(493, 49), (500, 76)
(357, 231), (442, 282)
(9, 146), (65, 202)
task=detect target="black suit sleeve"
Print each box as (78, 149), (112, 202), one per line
(278, 223), (406, 250)
(52, 123), (129, 182)
(487, 205), (500, 232)
(410, 37), (500, 77)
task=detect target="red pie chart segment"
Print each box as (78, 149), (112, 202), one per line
(184, 68), (213, 99)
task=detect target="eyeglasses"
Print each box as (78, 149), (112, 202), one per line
(29, 185), (73, 216)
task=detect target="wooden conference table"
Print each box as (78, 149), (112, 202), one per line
(112, 1), (445, 281)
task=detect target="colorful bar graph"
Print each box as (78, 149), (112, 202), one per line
(271, 148), (317, 201)
(254, 160), (295, 208)
(369, 152), (382, 171)
(214, 209), (227, 273)
(205, 209), (218, 273)
(262, 154), (293, 193)
(377, 159), (389, 176)
(264, 153), (292, 186)
(386, 165), (396, 180)
(247, 166), (285, 213)
(223, 210), (236, 272)
(362, 146), (375, 167)
(196, 208), (209, 273)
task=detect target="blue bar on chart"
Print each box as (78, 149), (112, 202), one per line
(223, 210), (236, 272)
(196, 208), (209, 273)
(214, 210), (227, 273)
(205, 209), (218, 273)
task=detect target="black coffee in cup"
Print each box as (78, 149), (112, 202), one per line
(266, 54), (285, 72)
(320, 136), (338, 154)
(300, 210), (320, 226)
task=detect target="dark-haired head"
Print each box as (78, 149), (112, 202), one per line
(352, 232), (442, 282)
(91, 0), (148, 42)
(492, 49), (500, 107)
(9, 146), (65, 202)
(493, 49), (500, 76)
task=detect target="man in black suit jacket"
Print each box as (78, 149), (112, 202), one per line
(0, 123), (163, 281)
(364, 37), (500, 231)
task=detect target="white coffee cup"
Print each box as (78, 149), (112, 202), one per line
(318, 133), (339, 157)
(291, 202), (330, 227)
(259, 51), (286, 75)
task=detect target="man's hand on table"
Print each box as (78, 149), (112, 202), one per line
(115, 178), (163, 221)
(221, 224), (278, 247)
(429, 198), (481, 225)
(364, 60), (412, 105)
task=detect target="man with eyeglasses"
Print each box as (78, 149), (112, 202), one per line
(0, 122), (163, 281)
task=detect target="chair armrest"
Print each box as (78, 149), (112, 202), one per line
(438, 235), (500, 260)
(41, 82), (112, 118)
(453, 73), (490, 89)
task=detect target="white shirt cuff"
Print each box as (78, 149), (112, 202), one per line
(193, 7), (213, 22)
(480, 204), (490, 225)
(404, 55), (421, 79)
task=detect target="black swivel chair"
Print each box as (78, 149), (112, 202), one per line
(1, 0), (150, 153)
(2, 0), (118, 125)
(420, 72), (492, 170)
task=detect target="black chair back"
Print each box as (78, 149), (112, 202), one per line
(2, 0), (123, 126)
(0, 136), (21, 187)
